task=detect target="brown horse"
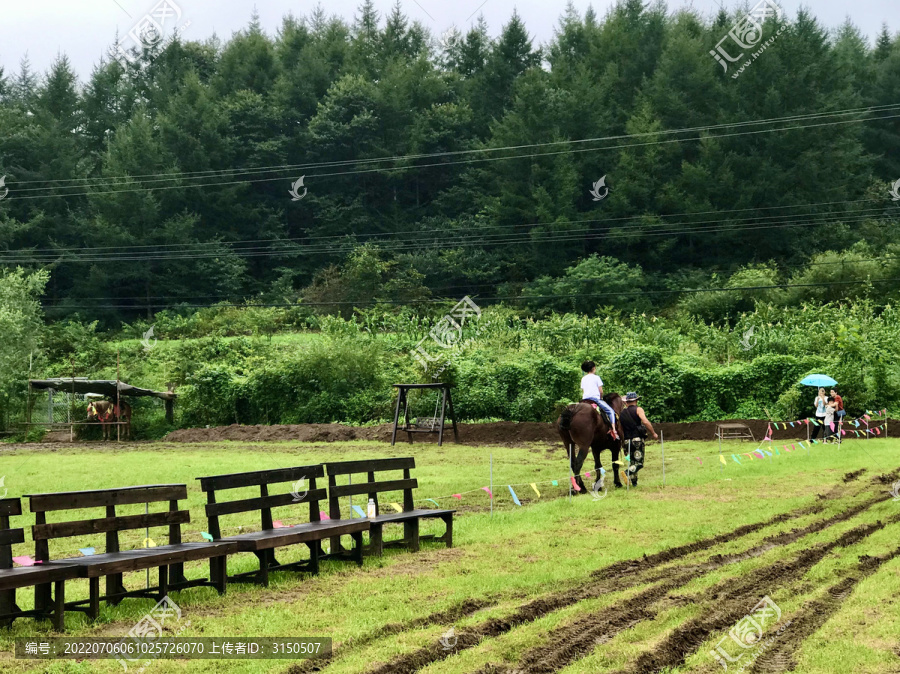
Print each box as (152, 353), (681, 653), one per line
(87, 399), (132, 440)
(557, 393), (626, 492)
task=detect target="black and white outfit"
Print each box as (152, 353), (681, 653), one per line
(620, 406), (647, 485)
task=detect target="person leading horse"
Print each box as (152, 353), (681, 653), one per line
(557, 361), (626, 492)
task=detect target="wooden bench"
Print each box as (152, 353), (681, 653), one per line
(324, 458), (454, 557)
(0, 498), (79, 630)
(27, 485), (237, 621)
(197, 464), (369, 586)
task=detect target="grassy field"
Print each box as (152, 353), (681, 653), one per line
(0, 435), (898, 673)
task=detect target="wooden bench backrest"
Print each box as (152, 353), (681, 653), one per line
(324, 458), (418, 519)
(26, 485), (189, 562)
(196, 465), (326, 539)
(0, 498), (24, 570)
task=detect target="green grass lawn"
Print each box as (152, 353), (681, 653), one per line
(0, 435), (898, 673)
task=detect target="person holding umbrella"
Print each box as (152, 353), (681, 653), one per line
(800, 374), (838, 440)
(810, 387), (828, 440)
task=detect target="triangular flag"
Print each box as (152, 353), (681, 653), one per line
(425, 498), (441, 507)
(200, 532), (214, 542)
(840, 428), (846, 436)
(791, 444), (797, 451)
(719, 455), (727, 466)
(551, 480), (559, 487)
(352, 505), (366, 517)
(854, 420), (860, 427)
(797, 442), (804, 449)
(452, 494), (462, 499)
(570, 476), (582, 492)
(481, 487), (493, 499)
(390, 502), (404, 513)
(790, 421), (795, 427)
(79, 547), (95, 556)
(508, 485), (522, 506)
(829, 422), (835, 431)
(732, 454), (741, 464)
(273, 520), (286, 528)
(142, 538), (156, 548)
(12, 556), (34, 567)
(875, 427), (881, 435)
(530, 483), (541, 498)
(743, 453), (754, 460)
(754, 451), (764, 459)
(764, 450), (772, 457)
(774, 446), (781, 455)
(320, 511), (331, 520)
(695, 457), (703, 465)
(584, 471), (591, 478)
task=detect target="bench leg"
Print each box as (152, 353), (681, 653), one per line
(158, 565), (169, 602)
(370, 524), (384, 557)
(88, 578), (100, 621)
(106, 574), (126, 605)
(53, 581), (65, 632)
(0, 589), (17, 628)
(306, 542), (320, 575)
(442, 515), (454, 549)
(34, 582), (52, 614)
(170, 562), (187, 586)
(329, 535), (344, 556)
(253, 551), (270, 588)
(210, 556), (227, 595)
(404, 519), (420, 553)
(351, 531), (364, 567)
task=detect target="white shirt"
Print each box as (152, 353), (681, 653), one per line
(581, 373), (603, 400)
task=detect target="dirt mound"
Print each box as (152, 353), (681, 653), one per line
(163, 421), (558, 445)
(163, 418), (856, 445)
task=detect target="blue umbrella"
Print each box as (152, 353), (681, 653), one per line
(800, 374), (837, 387)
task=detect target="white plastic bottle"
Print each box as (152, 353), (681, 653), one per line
(367, 498), (376, 518)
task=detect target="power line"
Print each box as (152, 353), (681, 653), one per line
(2, 209), (894, 263)
(10, 103), (900, 190)
(6, 110), (900, 202)
(0, 195), (889, 256)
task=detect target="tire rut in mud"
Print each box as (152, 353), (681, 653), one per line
(361, 496), (867, 674)
(473, 499), (888, 674)
(285, 598), (494, 674)
(617, 520), (891, 674)
(749, 539), (900, 673)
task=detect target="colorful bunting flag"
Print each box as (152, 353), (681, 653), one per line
(720, 455), (727, 466)
(352, 505), (366, 517)
(551, 480), (559, 487)
(452, 494), (462, 500)
(695, 457), (703, 465)
(142, 538), (156, 548)
(12, 556), (34, 567)
(732, 454), (742, 464)
(320, 511), (331, 520)
(508, 485), (522, 506)
(530, 483), (541, 498)
(425, 498), (441, 508)
(481, 487), (493, 499)
(390, 502), (404, 513)
(774, 446), (781, 455)
(79, 547), (95, 556)
(570, 476), (581, 492)
(273, 520), (286, 528)
(201, 532), (214, 541)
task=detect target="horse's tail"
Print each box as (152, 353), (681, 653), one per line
(559, 405), (576, 431)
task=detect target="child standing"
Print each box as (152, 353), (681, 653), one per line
(580, 361), (619, 439)
(823, 396), (837, 441)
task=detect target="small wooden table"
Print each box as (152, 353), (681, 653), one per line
(715, 423), (755, 442)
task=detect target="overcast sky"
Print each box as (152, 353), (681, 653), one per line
(0, 0), (896, 82)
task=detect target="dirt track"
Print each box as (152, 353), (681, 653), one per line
(161, 418), (887, 445)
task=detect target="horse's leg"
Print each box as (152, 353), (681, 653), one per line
(570, 445), (590, 493)
(590, 443), (605, 491)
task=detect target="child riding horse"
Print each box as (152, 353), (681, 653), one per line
(557, 393), (625, 492)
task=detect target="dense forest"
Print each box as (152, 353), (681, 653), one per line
(1, 0), (899, 326)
